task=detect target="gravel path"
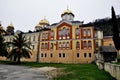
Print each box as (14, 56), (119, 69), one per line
(0, 64), (56, 80)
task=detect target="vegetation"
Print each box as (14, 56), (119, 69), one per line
(111, 6), (120, 51)
(7, 32), (32, 64)
(0, 61), (116, 80)
(86, 15), (120, 36)
(0, 34), (8, 57)
(0, 26), (8, 57)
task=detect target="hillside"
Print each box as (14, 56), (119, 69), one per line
(87, 15), (120, 36)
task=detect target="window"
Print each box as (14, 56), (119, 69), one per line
(50, 43), (53, 49)
(50, 53), (53, 58)
(88, 41), (92, 48)
(45, 53), (47, 57)
(59, 42), (62, 48)
(76, 28), (79, 36)
(63, 53), (65, 58)
(63, 27), (66, 37)
(88, 29), (91, 36)
(109, 43), (112, 46)
(77, 53), (79, 58)
(45, 43), (48, 49)
(59, 53), (61, 57)
(76, 41), (80, 49)
(95, 41), (98, 47)
(67, 29), (70, 36)
(32, 45), (34, 49)
(41, 53), (43, 57)
(66, 42), (69, 48)
(84, 53), (87, 58)
(42, 33), (45, 39)
(33, 36), (35, 41)
(83, 41), (87, 48)
(29, 36), (31, 41)
(51, 31), (54, 37)
(63, 42), (66, 48)
(41, 43), (44, 49)
(46, 33), (48, 39)
(83, 29), (86, 37)
(95, 32), (98, 38)
(89, 53), (91, 58)
(59, 29), (62, 36)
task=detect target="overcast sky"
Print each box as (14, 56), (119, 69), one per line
(0, 0), (120, 32)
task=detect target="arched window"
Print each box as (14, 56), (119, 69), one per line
(76, 41), (80, 49)
(83, 29), (86, 37)
(33, 36), (35, 41)
(76, 28), (79, 36)
(63, 27), (66, 36)
(41, 43), (44, 49)
(59, 42), (62, 48)
(66, 42), (70, 48)
(41, 53), (43, 57)
(63, 42), (66, 48)
(29, 36), (31, 41)
(59, 29), (62, 36)
(88, 29), (91, 36)
(84, 53), (87, 58)
(77, 53), (80, 58)
(50, 43), (53, 49)
(46, 33), (48, 39)
(51, 31), (54, 37)
(67, 29), (70, 36)
(89, 53), (91, 58)
(88, 41), (92, 48)
(83, 41), (87, 48)
(42, 33), (45, 39)
(45, 43), (48, 49)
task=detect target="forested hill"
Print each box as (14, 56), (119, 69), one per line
(87, 15), (120, 36)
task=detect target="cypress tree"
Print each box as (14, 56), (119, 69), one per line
(111, 6), (120, 50)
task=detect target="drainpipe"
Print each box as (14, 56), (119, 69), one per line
(36, 31), (41, 62)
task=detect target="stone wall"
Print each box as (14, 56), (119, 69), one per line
(104, 63), (120, 80)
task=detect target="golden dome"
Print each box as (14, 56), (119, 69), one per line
(0, 25), (5, 31)
(39, 18), (49, 25)
(35, 24), (42, 28)
(8, 23), (14, 28)
(61, 9), (74, 17)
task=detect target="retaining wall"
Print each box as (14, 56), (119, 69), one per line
(104, 63), (120, 80)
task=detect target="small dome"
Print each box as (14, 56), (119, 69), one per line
(0, 25), (5, 31)
(61, 9), (74, 17)
(35, 24), (42, 28)
(8, 23), (14, 28)
(39, 18), (49, 25)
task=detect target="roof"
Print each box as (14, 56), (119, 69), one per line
(100, 46), (117, 52)
(80, 23), (94, 27)
(35, 24), (42, 28)
(39, 18), (49, 25)
(8, 23), (14, 28)
(103, 36), (113, 39)
(71, 21), (83, 24)
(61, 9), (74, 17)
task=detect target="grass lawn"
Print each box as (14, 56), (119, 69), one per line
(0, 61), (116, 80)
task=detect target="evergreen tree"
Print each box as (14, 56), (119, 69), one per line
(111, 6), (120, 50)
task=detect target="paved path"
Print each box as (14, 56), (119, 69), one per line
(0, 64), (49, 80)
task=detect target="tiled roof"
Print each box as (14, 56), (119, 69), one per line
(99, 46), (117, 52)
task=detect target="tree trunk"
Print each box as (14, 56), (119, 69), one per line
(17, 55), (21, 64)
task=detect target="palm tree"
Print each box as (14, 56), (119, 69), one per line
(7, 32), (32, 63)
